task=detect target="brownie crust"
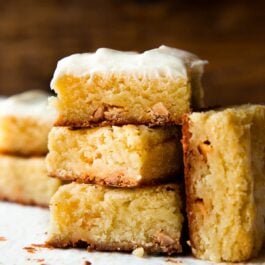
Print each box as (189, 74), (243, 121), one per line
(181, 114), (197, 255)
(48, 172), (175, 188)
(54, 115), (183, 128)
(0, 194), (49, 208)
(48, 236), (182, 255)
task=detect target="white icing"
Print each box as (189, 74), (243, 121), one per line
(51, 45), (206, 88)
(0, 90), (55, 121)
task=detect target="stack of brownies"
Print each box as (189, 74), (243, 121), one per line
(46, 46), (205, 254)
(46, 46), (265, 262)
(0, 90), (61, 207)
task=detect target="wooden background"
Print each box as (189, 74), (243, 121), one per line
(0, 0), (264, 106)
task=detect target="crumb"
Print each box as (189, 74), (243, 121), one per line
(0, 236), (6, 241)
(186, 240), (191, 246)
(23, 246), (37, 253)
(23, 243), (52, 254)
(132, 247), (145, 257)
(84, 261), (92, 265)
(166, 258), (183, 264)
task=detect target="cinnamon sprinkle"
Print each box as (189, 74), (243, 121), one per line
(23, 246), (37, 253)
(35, 258), (45, 262)
(31, 243), (54, 249)
(23, 242), (53, 254)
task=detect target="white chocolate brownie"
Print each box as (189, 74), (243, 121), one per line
(46, 125), (182, 187)
(50, 46), (206, 127)
(0, 155), (61, 207)
(47, 183), (184, 254)
(182, 105), (265, 262)
(0, 90), (54, 156)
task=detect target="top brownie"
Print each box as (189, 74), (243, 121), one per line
(50, 45), (206, 128)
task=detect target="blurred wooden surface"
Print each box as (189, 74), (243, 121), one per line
(0, 0), (264, 106)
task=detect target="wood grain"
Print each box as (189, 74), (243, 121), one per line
(0, 0), (264, 105)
